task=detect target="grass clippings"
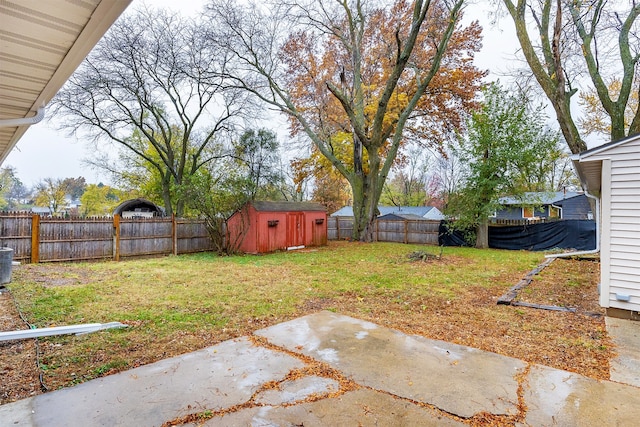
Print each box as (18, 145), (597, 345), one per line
(1, 242), (610, 409)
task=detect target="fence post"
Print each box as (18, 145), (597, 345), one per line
(113, 214), (121, 261)
(335, 217), (340, 239)
(172, 215), (178, 256)
(30, 214), (40, 264)
(404, 220), (408, 244)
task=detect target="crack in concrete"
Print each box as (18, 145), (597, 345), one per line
(162, 334), (534, 426)
(160, 335), (360, 426)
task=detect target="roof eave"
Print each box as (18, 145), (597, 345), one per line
(571, 155), (602, 198)
(0, 0), (132, 165)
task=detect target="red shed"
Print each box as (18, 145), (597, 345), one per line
(227, 201), (327, 254)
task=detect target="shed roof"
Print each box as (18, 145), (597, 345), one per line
(0, 0), (132, 165)
(250, 201), (326, 212)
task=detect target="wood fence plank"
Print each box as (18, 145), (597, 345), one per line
(327, 217), (440, 245)
(113, 214), (120, 261)
(0, 213), (214, 263)
(31, 214), (39, 263)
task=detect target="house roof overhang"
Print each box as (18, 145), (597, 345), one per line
(0, 0), (132, 165)
(570, 134), (640, 198)
(571, 155), (603, 198)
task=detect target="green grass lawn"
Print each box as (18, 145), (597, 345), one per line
(6, 241), (609, 391)
(12, 242), (539, 333)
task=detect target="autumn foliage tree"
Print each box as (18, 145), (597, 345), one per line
(206, 0), (484, 241)
(0, 166), (28, 210)
(34, 178), (69, 215)
(80, 184), (121, 217)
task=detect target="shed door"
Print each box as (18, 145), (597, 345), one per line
(287, 212), (304, 247)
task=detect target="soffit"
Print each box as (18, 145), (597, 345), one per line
(0, 0), (131, 164)
(572, 158), (603, 197)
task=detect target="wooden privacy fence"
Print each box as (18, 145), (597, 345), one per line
(0, 213), (213, 263)
(328, 216), (439, 245)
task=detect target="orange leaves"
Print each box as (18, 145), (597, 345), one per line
(281, 1), (483, 154)
(280, 1), (483, 229)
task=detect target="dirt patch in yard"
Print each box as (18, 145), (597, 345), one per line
(515, 256), (603, 315)
(21, 264), (109, 288)
(0, 292), (42, 403)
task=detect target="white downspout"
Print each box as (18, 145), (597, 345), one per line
(545, 190), (599, 259)
(0, 106), (45, 127)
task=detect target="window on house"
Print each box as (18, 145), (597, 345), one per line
(549, 207), (561, 218)
(522, 207), (534, 218)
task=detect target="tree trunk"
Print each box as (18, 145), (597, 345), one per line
(552, 94), (586, 155)
(610, 106), (627, 142)
(350, 147), (385, 242)
(161, 173), (173, 217)
(175, 199), (185, 217)
(475, 218), (489, 249)
(350, 174), (380, 242)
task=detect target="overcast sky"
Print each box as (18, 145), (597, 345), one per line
(3, 0), (546, 187)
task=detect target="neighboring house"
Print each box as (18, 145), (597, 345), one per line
(572, 134), (640, 320)
(62, 198), (82, 216)
(377, 213), (428, 221)
(331, 205), (444, 220)
(64, 198), (82, 209)
(495, 192), (593, 220)
(30, 207), (53, 217)
(228, 201), (327, 254)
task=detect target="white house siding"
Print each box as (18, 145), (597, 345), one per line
(590, 138), (640, 312)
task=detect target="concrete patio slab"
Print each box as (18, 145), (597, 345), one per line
(606, 316), (640, 387)
(253, 375), (339, 405)
(522, 364), (640, 426)
(1, 311), (639, 426)
(0, 337), (303, 427)
(191, 389), (465, 427)
(256, 310), (525, 418)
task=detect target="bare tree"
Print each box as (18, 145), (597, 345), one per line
(52, 6), (250, 215)
(205, 0), (482, 241)
(501, 0), (640, 153)
(381, 147), (431, 207)
(425, 149), (467, 211)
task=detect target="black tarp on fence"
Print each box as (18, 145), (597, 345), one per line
(438, 222), (472, 247)
(439, 220), (596, 251)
